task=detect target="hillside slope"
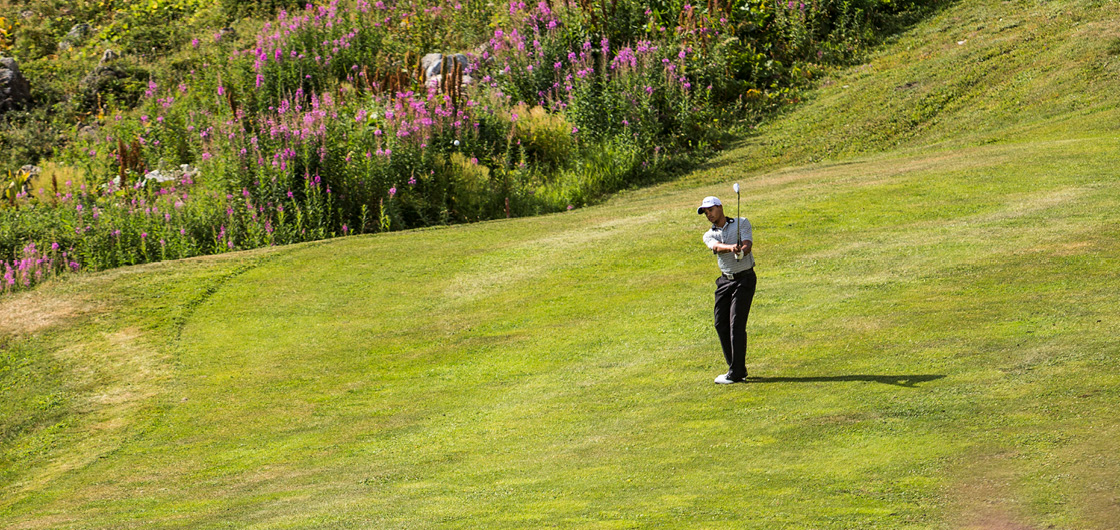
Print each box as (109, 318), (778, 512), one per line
(2, 0), (1119, 528)
(687, 0), (1120, 178)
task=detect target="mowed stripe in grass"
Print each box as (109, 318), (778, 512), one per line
(5, 134), (1117, 528)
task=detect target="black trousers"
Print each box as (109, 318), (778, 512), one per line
(714, 269), (756, 379)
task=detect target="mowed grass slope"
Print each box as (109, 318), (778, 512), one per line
(3, 0), (1120, 528)
(692, 0), (1120, 176)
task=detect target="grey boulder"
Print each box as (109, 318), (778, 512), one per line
(99, 49), (119, 65)
(421, 53), (469, 80)
(0, 57), (31, 112)
(60, 23), (92, 50)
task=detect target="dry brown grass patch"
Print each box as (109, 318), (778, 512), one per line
(0, 290), (84, 337)
(949, 452), (1040, 530)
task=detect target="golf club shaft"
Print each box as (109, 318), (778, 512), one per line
(736, 191), (742, 261)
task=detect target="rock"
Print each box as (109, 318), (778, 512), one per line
(60, 23), (92, 50)
(140, 164), (199, 186)
(19, 165), (41, 177)
(79, 124), (100, 138)
(80, 64), (148, 111)
(180, 163), (199, 179)
(421, 53), (469, 80)
(66, 23), (92, 42)
(0, 57), (31, 112)
(420, 53), (443, 80)
(143, 169), (177, 183)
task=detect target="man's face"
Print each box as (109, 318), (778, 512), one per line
(703, 205), (724, 224)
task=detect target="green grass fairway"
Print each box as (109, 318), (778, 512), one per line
(3, 0), (1120, 528)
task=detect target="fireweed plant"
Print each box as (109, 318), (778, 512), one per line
(1, 0), (935, 293)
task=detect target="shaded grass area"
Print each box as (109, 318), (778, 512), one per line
(2, 0), (1120, 527)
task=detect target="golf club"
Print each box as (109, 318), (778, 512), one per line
(733, 183), (742, 261)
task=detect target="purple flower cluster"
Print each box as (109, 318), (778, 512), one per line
(1, 242), (79, 294)
(1, 0), (747, 296)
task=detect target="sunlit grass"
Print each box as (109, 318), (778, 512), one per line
(3, 0), (1120, 527)
(2, 129), (1117, 527)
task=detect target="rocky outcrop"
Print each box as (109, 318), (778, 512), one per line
(80, 65), (148, 111)
(59, 23), (92, 51)
(79, 124), (100, 139)
(420, 53), (469, 80)
(99, 49), (119, 65)
(0, 57), (31, 112)
(137, 164), (198, 186)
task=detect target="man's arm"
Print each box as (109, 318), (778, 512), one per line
(705, 229), (751, 254)
(711, 241), (751, 254)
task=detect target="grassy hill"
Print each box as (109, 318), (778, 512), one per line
(3, 0), (1119, 527)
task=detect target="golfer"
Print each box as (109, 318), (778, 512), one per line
(698, 195), (756, 384)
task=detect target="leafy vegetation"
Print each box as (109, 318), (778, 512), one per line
(0, 0), (944, 293)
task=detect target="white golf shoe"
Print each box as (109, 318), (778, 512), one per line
(714, 373), (745, 384)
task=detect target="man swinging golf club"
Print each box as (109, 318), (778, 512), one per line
(698, 184), (756, 384)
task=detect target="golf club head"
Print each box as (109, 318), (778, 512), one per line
(733, 183), (740, 194)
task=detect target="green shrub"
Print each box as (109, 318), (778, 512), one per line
(79, 64), (151, 112)
(220, 0), (311, 20)
(0, 113), (58, 176)
(0, 0), (948, 293)
(510, 104), (575, 171)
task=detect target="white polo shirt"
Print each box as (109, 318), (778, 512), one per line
(703, 217), (755, 274)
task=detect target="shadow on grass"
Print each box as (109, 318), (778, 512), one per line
(745, 374), (945, 388)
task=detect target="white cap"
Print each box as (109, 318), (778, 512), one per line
(696, 196), (721, 214)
